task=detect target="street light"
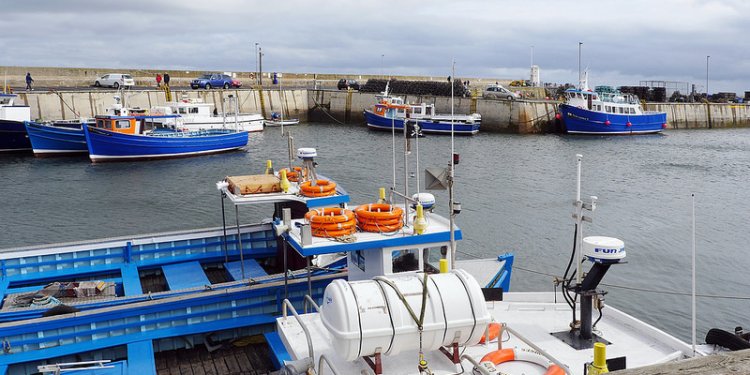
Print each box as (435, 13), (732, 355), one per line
(706, 55), (710, 98)
(255, 43), (259, 85)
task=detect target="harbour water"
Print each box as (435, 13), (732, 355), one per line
(2, 123), (750, 345)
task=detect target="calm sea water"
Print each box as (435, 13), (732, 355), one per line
(2, 124), (750, 343)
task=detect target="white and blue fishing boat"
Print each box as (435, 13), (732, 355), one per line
(83, 114), (249, 162)
(0, 93), (32, 152)
(558, 84), (668, 135)
(363, 87), (481, 135)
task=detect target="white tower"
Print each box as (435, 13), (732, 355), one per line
(530, 65), (540, 87)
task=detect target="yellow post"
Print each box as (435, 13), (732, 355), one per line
(414, 203), (427, 235)
(587, 342), (609, 374)
(279, 169), (290, 193)
(264, 160), (273, 175)
(439, 259), (449, 273)
(377, 187), (386, 204)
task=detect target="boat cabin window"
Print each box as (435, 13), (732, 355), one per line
(178, 108), (188, 114)
(618, 107), (624, 114)
(629, 108), (636, 114)
(392, 249), (420, 273)
(190, 107), (199, 114)
(95, 119), (107, 129)
(116, 120), (131, 129)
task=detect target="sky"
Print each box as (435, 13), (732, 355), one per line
(1, 0), (748, 94)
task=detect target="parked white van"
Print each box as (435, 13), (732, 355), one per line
(94, 74), (135, 89)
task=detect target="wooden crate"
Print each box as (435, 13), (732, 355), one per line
(226, 175), (281, 195)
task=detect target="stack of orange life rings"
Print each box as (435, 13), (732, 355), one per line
(305, 208), (356, 237)
(299, 179), (337, 197)
(354, 203), (404, 233)
(279, 167), (305, 182)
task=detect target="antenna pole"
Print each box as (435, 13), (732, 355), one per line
(575, 154), (583, 284)
(449, 59), (456, 269)
(691, 193), (697, 356)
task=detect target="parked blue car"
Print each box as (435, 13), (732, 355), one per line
(190, 74), (241, 89)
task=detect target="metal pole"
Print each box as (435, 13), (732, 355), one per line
(221, 192), (228, 263)
(575, 154), (583, 284)
(578, 42), (583, 89)
(306, 256), (312, 312)
(706, 55), (710, 97)
(283, 240), (289, 299)
(259, 47), (263, 86)
(255, 43), (259, 85)
(449, 60), (456, 269)
(691, 193), (696, 356)
(235, 206), (245, 280)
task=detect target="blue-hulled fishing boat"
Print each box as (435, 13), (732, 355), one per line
(558, 86), (668, 135)
(83, 114), (248, 162)
(363, 88), (481, 135)
(0, 93), (32, 152)
(0, 144), (514, 374)
(24, 120), (91, 155)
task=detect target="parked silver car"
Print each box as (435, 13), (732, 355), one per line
(94, 73), (135, 89)
(483, 85), (520, 100)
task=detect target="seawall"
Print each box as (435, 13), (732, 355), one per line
(13, 88), (750, 133)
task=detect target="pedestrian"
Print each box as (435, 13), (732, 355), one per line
(156, 73), (162, 87)
(25, 72), (34, 91)
(163, 73), (170, 88)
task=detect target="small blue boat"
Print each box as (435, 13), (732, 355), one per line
(559, 87), (667, 135)
(364, 90), (481, 135)
(24, 120), (91, 155)
(0, 93), (32, 152)
(83, 115), (249, 162)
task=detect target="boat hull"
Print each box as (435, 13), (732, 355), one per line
(83, 126), (249, 162)
(364, 110), (480, 135)
(25, 121), (88, 155)
(560, 104), (666, 135)
(0, 120), (31, 152)
(264, 119), (299, 127)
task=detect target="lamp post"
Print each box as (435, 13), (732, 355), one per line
(259, 47), (263, 86)
(254, 43), (259, 85)
(578, 42), (583, 89)
(706, 55), (710, 98)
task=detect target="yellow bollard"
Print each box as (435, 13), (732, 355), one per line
(587, 342), (609, 374)
(377, 187), (386, 204)
(264, 160), (273, 175)
(413, 203), (427, 235)
(439, 259), (449, 273)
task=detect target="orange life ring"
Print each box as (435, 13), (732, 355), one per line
(280, 167), (305, 182)
(358, 221), (403, 233)
(480, 322), (501, 344)
(480, 348), (565, 375)
(305, 208), (354, 224)
(354, 204), (403, 220)
(356, 217), (402, 226)
(299, 180), (337, 197)
(311, 226), (356, 238)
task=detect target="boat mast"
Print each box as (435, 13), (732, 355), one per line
(449, 59), (456, 269)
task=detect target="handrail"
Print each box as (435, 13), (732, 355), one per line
(282, 298), (315, 371)
(303, 295), (320, 312)
(318, 354), (341, 375)
(503, 323), (572, 375)
(460, 354), (491, 375)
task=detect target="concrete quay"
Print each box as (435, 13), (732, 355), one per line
(11, 88), (750, 134)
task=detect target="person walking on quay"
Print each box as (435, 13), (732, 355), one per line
(156, 73), (162, 87)
(163, 73), (170, 88)
(25, 72), (34, 91)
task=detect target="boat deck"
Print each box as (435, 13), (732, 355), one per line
(277, 292), (694, 375)
(155, 340), (275, 375)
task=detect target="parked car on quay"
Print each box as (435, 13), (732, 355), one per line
(191, 74), (241, 89)
(483, 85), (520, 100)
(94, 73), (135, 89)
(337, 79), (360, 90)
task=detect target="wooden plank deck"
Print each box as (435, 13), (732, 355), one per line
(613, 349), (750, 374)
(155, 338), (276, 375)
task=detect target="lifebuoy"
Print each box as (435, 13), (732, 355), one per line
(480, 322), (501, 344)
(280, 166), (305, 182)
(355, 204), (404, 233)
(299, 180), (337, 197)
(305, 207), (354, 224)
(479, 348), (565, 375)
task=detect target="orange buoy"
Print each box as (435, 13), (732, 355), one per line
(305, 207), (356, 237)
(279, 167), (305, 182)
(299, 179), (337, 197)
(354, 204), (404, 233)
(479, 322), (501, 344)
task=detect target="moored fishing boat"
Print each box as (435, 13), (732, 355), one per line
(558, 85), (668, 135)
(363, 86), (481, 135)
(0, 93), (32, 152)
(83, 115), (248, 162)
